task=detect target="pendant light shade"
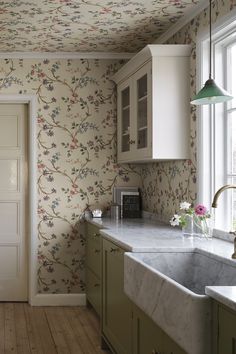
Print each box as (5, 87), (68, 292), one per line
(190, 0), (233, 105)
(190, 78), (233, 105)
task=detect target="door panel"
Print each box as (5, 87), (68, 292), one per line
(0, 159), (19, 191)
(0, 115), (19, 147)
(0, 104), (28, 301)
(0, 246), (18, 277)
(0, 202), (19, 237)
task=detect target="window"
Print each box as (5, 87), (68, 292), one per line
(198, 18), (236, 233)
(227, 44), (236, 230)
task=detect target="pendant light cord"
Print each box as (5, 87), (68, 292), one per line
(209, 0), (212, 80)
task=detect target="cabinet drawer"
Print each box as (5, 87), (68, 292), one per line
(87, 222), (101, 239)
(86, 268), (101, 317)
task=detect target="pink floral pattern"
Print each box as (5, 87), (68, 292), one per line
(0, 0), (201, 52)
(0, 58), (142, 293)
(0, 0), (234, 294)
(141, 0), (236, 221)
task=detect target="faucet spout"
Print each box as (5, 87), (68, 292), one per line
(211, 184), (236, 208)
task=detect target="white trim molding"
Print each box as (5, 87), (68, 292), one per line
(0, 51), (134, 60)
(0, 94), (38, 306)
(32, 294), (86, 306)
(0, 95), (89, 307)
(196, 9), (236, 231)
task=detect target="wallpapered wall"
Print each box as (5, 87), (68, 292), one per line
(141, 0), (236, 221)
(0, 58), (142, 293)
(0, 0), (234, 295)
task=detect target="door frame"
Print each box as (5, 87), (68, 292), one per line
(0, 94), (37, 305)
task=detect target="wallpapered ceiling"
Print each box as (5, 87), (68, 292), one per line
(0, 0), (203, 52)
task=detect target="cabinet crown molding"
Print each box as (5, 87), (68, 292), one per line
(112, 44), (191, 85)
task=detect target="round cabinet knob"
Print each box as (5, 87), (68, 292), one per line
(94, 249), (100, 254)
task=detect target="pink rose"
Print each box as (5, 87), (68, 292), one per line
(194, 204), (207, 216)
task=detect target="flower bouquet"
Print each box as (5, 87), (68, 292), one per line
(170, 202), (212, 238)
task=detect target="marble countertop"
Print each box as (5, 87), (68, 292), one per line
(205, 286), (236, 311)
(87, 217), (236, 311)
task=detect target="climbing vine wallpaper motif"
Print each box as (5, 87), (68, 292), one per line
(0, 58), (142, 293)
(0, 0), (202, 52)
(141, 0), (236, 221)
(0, 0), (235, 294)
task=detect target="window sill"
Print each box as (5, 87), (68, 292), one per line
(213, 228), (235, 243)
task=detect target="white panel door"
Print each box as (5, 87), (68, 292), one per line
(0, 104), (28, 301)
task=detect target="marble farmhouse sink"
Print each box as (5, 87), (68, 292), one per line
(124, 250), (236, 354)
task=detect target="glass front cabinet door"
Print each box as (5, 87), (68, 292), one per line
(117, 79), (132, 160)
(117, 62), (151, 162)
(114, 44), (190, 163)
(133, 62), (151, 158)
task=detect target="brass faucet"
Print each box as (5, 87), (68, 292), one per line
(212, 184), (236, 208)
(212, 184), (236, 259)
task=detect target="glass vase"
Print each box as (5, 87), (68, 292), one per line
(193, 216), (213, 239)
(182, 214), (194, 238)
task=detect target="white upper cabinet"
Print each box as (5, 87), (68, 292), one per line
(113, 44), (191, 163)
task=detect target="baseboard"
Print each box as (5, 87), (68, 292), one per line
(30, 293), (86, 306)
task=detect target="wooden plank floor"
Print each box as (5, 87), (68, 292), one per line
(0, 303), (110, 354)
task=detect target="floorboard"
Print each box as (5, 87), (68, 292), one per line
(0, 303), (110, 354)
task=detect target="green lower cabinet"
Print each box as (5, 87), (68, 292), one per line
(102, 238), (133, 354)
(218, 305), (236, 354)
(86, 222), (102, 317)
(102, 236), (187, 354)
(161, 331), (186, 354)
(86, 268), (101, 316)
(132, 304), (186, 354)
(133, 304), (162, 354)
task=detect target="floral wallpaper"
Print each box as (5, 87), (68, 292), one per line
(0, 0), (202, 53)
(0, 0), (235, 295)
(141, 0), (236, 222)
(0, 58), (142, 293)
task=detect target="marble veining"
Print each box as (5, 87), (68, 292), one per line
(134, 251), (236, 295)
(124, 250), (236, 354)
(88, 217), (236, 349)
(89, 217), (236, 261)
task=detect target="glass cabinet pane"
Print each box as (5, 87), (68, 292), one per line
(138, 74), (147, 99)
(137, 74), (148, 149)
(121, 87), (130, 152)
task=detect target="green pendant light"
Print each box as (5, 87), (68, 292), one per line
(190, 0), (233, 105)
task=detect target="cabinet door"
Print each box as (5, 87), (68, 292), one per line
(102, 238), (133, 354)
(86, 229), (101, 278)
(117, 78), (133, 162)
(86, 268), (101, 316)
(133, 304), (163, 354)
(162, 331), (186, 354)
(218, 306), (236, 354)
(132, 62), (152, 160)
(133, 305), (186, 354)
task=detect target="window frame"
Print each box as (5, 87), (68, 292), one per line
(197, 9), (236, 235)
